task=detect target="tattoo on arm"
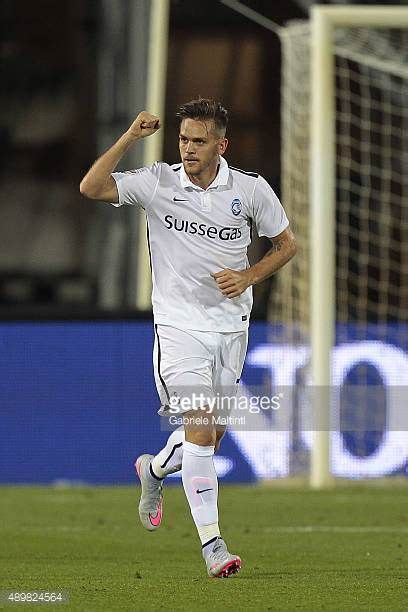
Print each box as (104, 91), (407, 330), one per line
(265, 237), (286, 256)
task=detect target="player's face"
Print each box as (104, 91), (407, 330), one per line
(179, 119), (227, 176)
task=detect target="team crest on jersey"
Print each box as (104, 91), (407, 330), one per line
(231, 198), (242, 216)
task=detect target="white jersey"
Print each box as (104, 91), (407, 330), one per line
(111, 156), (289, 332)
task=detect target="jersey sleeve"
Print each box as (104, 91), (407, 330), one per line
(250, 175), (289, 238)
(110, 162), (162, 208)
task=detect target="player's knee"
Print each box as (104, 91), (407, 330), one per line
(185, 425), (216, 447)
(186, 429), (215, 446)
(183, 408), (216, 447)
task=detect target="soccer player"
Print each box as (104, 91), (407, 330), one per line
(80, 98), (296, 578)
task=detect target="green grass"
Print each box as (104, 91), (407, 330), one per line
(1, 484), (408, 611)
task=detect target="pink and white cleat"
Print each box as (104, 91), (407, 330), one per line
(135, 454), (163, 531)
(203, 537), (242, 578)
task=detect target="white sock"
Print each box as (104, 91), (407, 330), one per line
(182, 441), (220, 546)
(150, 426), (184, 479)
(198, 524), (221, 553)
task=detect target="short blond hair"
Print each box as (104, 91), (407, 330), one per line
(176, 97), (228, 135)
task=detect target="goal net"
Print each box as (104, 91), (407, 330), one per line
(269, 19), (408, 478)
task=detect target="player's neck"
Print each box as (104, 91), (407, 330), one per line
(187, 161), (220, 191)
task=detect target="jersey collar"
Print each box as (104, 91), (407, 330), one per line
(179, 156), (229, 191)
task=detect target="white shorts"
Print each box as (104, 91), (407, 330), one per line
(153, 324), (248, 415)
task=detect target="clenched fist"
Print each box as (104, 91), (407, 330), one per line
(128, 111), (161, 139)
(211, 268), (253, 298)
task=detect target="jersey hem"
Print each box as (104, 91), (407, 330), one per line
(152, 316), (250, 333)
(110, 174), (123, 207)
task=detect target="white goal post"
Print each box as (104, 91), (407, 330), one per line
(136, 0), (170, 310)
(310, 6), (408, 488)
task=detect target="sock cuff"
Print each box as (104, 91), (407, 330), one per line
(149, 462), (164, 481)
(183, 441), (215, 457)
(202, 536), (219, 549)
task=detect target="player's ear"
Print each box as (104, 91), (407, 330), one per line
(218, 138), (228, 155)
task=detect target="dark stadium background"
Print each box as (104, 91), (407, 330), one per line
(0, 0), (305, 319)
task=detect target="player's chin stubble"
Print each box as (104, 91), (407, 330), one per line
(183, 161), (201, 175)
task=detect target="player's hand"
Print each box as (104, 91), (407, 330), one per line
(128, 111), (161, 139)
(211, 268), (253, 299)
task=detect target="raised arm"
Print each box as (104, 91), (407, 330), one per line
(79, 111), (160, 202)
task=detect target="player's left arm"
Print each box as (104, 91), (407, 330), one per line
(212, 227), (296, 299)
